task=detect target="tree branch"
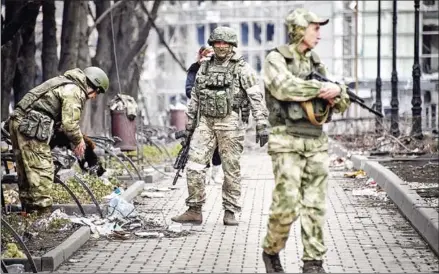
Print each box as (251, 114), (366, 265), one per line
(1, 0), (42, 46)
(87, 0), (126, 36)
(121, 0), (162, 69)
(139, 0), (186, 72)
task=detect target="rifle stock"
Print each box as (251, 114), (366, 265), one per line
(306, 72), (383, 118)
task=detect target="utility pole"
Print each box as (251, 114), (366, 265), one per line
(390, 0), (400, 137)
(375, 0), (383, 133)
(411, 0), (423, 139)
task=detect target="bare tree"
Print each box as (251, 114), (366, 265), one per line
(42, 0), (59, 81)
(83, 0), (162, 136)
(58, 0), (81, 73)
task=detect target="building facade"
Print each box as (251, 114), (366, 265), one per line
(140, 0), (438, 132)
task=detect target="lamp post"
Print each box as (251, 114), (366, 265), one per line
(390, 0), (400, 137)
(375, 0), (383, 133)
(411, 0), (423, 139)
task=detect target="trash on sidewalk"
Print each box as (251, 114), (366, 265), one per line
(344, 170), (366, 178)
(329, 154), (346, 167)
(107, 196), (137, 219)
(143, 186), (173, 192)
(167, 223), (183, 233)
(134, 231), (164, 238)
(109, 94), (138, 120)
(367, 178), (377, 186)
(352, 188), (388, 201)
(140, 191), (165, 198)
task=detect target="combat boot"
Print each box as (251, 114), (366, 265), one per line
(223, 210), (238, 226)
(262, 251), (284, 273)
(302, 260), (326, 273)
(171, 206), (202, 225)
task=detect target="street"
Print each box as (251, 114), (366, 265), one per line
(56, 149), (439, 273)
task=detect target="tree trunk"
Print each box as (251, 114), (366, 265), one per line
(1, 0), (42, 46)
(58, 0), (81, 73)
(84, 0), (161, 136)
(1, 1), (23, 119)
(1, 35), (22, 119)
(77, 0), (91, 69)
(77, 1), (93, 134)
(82, 0), (113, 136)
(42, 0), (59, 81)
(12, 7), (38, 104)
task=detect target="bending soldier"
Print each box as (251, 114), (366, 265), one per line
(261, 9), (351, 273)
(171, 26), (269, 226)
(8, 67), (109, 215)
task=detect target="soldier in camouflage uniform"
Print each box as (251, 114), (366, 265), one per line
(261, 9), (351, 273)
(171, 26), (269, 226)
(8, 67), (109, 215)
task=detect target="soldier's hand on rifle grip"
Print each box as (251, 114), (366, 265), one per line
(318, 83), (341, 100)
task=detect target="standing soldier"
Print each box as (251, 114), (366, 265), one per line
(171, 26), (269, 226)
(185, 45), (223, 184)
(261, 9), (351, 273)
(8, 67), (109, 215)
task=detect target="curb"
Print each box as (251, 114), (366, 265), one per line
(330, 140), (439, 256)
(2, 178), (147, 272)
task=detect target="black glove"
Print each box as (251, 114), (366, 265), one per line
(256, 124), (269, 147)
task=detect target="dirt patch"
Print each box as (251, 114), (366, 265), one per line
(382, 160), (439, 212)
(334, 134), (439, 212)
(1, 213), (80, 258)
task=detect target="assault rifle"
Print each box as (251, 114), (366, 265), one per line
(172, 130), (192, 185)
(306, 71), (383, 118)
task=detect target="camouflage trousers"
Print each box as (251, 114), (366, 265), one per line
(185, 121), (245, 212)
(9, 118), (54, 208)
(262, 150), (329, 261)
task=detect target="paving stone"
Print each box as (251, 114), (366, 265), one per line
(55, 150), (438, 273)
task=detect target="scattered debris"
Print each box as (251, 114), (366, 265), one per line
(134, 231), (164, 238)
(344, 170), (367, 178)
(140, 192), (165, 198)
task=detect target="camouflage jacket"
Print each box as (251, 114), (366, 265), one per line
(14, 69), (89, 146)
(263, 44), (350, 153)
(187, 52), (269, 131)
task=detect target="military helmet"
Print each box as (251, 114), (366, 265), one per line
(83, 66), (109, 94)
(207, 26), (238, 47)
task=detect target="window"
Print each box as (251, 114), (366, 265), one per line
(421, 21), (439, 74)
(197, 25), (205, 46)
(253, 22), (261, 44)
(266, 23), (275, 42)
(241, 23), (249, 46)
(254, 55), (262, 72)
(209, 23), (218, 33)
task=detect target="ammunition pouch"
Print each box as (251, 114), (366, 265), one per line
(199, 88), (232, 118)
(18, 110), (54, 142)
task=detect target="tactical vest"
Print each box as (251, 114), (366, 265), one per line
(15, 76), (75, 120)
(265, 45), (332, 137)
(197, 55), (250, 119)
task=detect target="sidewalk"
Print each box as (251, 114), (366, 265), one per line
(56, 150), (439, 273)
